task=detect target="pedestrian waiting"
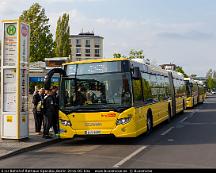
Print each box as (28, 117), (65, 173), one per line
(32, 87), (45, 135)
(51, 86), (59, 135)
(43, 89), (56, 139)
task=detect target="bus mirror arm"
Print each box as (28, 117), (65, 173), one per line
(132, 67), (141, 80)
(44, 68), (67, 90)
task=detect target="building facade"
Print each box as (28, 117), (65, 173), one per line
(70, 32), (104, 61)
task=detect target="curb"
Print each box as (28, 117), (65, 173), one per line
(0, 138), (62, 161)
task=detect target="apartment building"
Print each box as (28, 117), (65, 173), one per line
(70, 32), (104, 61)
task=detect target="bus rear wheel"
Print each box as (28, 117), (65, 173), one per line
(167, 105), (172, 123)
(146, 113), (153, 135)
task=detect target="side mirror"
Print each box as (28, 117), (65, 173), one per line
(44, 75), (51, 90)
(132, 67), (141, 80)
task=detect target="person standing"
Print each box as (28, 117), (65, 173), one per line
(32, 88), (45, 134)
(51, 86), (59, 135)
(43, 89), (55, 139)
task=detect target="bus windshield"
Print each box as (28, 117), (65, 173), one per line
(59, 72), (132, 113)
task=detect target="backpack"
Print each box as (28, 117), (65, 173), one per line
(36, 100), (43, 112)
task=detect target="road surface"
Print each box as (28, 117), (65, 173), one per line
(1, 95), (216, 168)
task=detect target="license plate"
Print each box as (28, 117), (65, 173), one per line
(85, 130), (101, 135)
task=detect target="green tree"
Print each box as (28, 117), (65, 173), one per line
(113, 53), (122, 58)
(20, 3), (54, 62)
(128, 49), (144, 59)
(175, 66), (188, 78)
(207, 76), (216, 90)
(206, 69), (213, 78)
(55, 13), (71, 57)
(113, 53), (127, 58)
(113, 49), (144, 59)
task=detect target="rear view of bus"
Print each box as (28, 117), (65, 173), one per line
(195, 80), (205, 104)
(184, 78), (199, 108)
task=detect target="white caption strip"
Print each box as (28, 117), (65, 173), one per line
(113, 146), (148, 168)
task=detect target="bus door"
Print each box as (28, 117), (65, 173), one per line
(168, 72), (176, 117)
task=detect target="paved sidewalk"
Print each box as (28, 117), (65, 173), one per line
(0, 95), (61, 160)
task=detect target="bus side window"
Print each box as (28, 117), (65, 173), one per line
(132, 78), (143, 105)
(141, 72), (153, 104)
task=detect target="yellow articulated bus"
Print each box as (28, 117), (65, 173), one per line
(195, 80), (205, 104)
(184, 78), (199, 108)
(44, 58), (186, 139)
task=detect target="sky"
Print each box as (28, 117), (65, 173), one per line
(0, 0), (216, 76)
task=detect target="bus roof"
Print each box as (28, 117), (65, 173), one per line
(63, 58), (128, 66)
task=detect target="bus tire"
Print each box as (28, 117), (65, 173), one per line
(181, 100), (185, 113)
(146, 111), (153, 135)
(192, 99), (194, 107)
(183, 100), (186, 110)
(167, 105), (172, 123)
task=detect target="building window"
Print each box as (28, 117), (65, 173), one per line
(76, 58), (81, 61)
(95, 49), (100, 54)
(76, 39), (81, 47)
(95, 49), (100, 57)
(95, 39), (100, 48)
(85, 40), (90, 47)
(76, 48), (81, 56)
(76, 48), (81, 54)
(85, 49), (91, 54)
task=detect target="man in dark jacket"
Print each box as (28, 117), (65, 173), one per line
(43, 89), (55, 139)
(32, 88), (45, 134)
(51, 86), (59, 135)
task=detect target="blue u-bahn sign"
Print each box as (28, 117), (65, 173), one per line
(29, 77), (60, 83)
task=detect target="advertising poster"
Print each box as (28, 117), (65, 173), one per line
(3, 69), (17, 112)
(20, 23), (29, 113)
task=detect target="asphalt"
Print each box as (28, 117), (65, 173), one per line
(0, 95), (215, 168)
(0, 95), (61, 161)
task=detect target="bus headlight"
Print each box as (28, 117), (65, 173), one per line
(116, 116), (132, 125)
(60, 120), (72, 126)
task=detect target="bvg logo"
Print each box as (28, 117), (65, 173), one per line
(7, 25), (16, 36)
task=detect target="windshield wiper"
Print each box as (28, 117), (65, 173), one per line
(62, 104), (130, 113)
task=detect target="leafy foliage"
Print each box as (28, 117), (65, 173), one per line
(176, 66), (188, 78)
(55, 13), (71, 57)
(20, 3), (54, 62)
(113, 49), (144, 59)
(206, 76), (216, 90)
(113, 53), (127, 58)
(128, 49), (144, 59)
